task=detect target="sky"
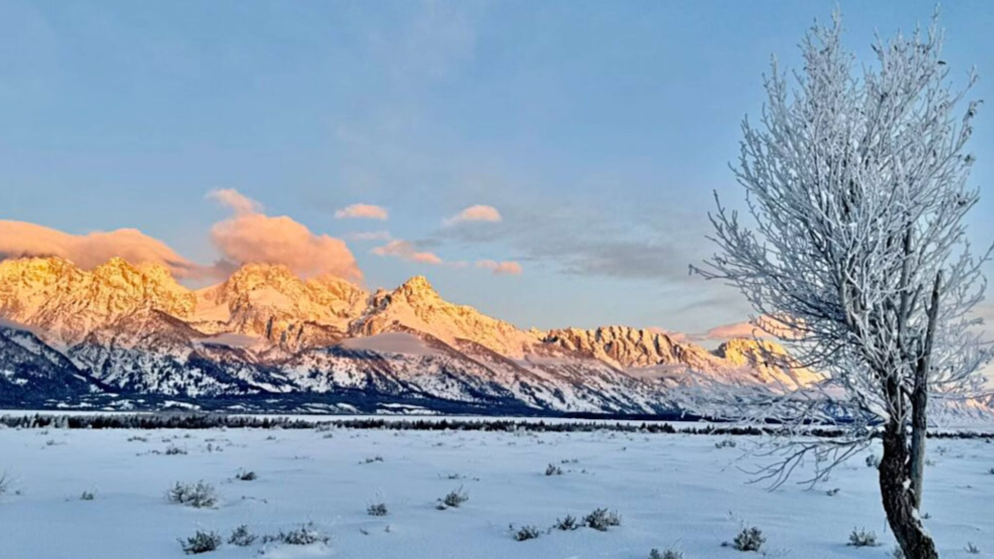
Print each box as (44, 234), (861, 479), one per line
(1, 0), (993, 341)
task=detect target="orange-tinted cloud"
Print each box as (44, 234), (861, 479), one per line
(476, 259), (522, 275)
(0, 220), (202, 278)
(207, 188), (261, 216)
(208, 189), (362, 282)
(704, 315), (799, 341)
(443, 204), (502, 226)
(335, 203), (389, 220)
(371, 239), (443, 265)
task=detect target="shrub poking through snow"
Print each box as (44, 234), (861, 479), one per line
(80, 491), (95, 501)
(649, 549), (683, 559)
(582, 508), (621, 531)
(228, 525), (256, 547)
(510, 524), (542, 541)
(235, 469), (257, 481)
(261, 523), (329, 546)
(726, 527), (765, 552)
(165, 445), (187, 456)
(865, 454), (881, 469)
(545, 463), (563, 476)
(847, 528), (880, 547)
(554, 514), (579, 531)
(715, 438), (737, 449)
(0, 472), (9, 497)
(362, 456), (384, 464)
(437, 487), (469, 509)
(179, 530), (222, 554)
(167, 481), (219, 509)
(367, 503), (388, 517)
(966, 542), (981, 554)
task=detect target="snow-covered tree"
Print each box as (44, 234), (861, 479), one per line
(694, 12), (991, 559)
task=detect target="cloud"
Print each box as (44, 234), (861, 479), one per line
(0, 220), (203, 278)
(439, 200), (711, 280)
(335, 203), (389, 221)
(371, 239), (443, 265)
(346, 230), (393, 242)
(443, 205), (502, 226)
(702, 315), (800, 342)
(703, 321), (768, 341)
(476, 260), (523, 276)
(207, 188), (262, 216)
(208, 189), (362, 282)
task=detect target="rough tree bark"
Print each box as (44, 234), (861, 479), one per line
(881, 418), (938, 559)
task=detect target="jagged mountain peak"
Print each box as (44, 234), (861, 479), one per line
(92, 255), (140, 274)
(714, 337), (788, 363)
(353, 275), (537, 357)
(0, 254), (77, 274)
(193, 262), (367, 340)
(543, 325), (715, 369)
(0, 256), (196, 346)
(224, 261), (297, 285)
(394, 275), (441, 301)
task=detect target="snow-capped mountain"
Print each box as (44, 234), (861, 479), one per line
(0, 257), (195, 347)
(351, 276), (539, 357)
(0, 256), (815, 414)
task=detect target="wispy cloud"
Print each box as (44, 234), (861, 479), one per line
(702, 319), (778, 342)
(207, 188), (262, 216)
(441, 200), (705, 280)
(443, 205), (502, 226)
(371, 239), (444, 265)
(347, 230), (393, 242)
(335, 203), (389, 220)
(476, 259), (522, 275)
(208, 189), (362, 282)
(0, 220), (203, 279)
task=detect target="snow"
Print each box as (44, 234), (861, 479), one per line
(1, 424), (992, 558)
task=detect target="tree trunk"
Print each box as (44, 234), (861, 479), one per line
(880, 420), (938, 559)
(909, 272), (941, 509)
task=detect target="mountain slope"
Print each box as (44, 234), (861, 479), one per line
(0, 323), (104, 405)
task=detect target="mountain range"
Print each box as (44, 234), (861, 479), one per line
(0, 256), (816, 414)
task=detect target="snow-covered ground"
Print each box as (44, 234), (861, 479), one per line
(0, 425), (992, 558)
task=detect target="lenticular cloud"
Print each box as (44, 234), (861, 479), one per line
(0, 220), (203, 278)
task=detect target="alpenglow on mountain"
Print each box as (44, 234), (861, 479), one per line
(0, 256), (811, 414)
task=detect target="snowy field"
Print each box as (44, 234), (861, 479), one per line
(1, 424), (992, 559)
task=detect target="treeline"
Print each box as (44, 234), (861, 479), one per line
(0, 413), (990, 439)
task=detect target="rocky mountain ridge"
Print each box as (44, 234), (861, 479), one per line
(0, 256), (814, 414)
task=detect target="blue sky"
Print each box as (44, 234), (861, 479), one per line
(1, 0), (993, 336)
